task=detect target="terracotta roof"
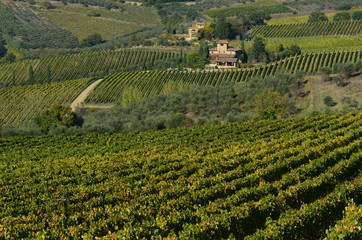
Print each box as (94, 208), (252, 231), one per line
(210, 47), (218, 51)
(217, 40), (230, 44)
(228, 47), (241, 51)
(216, 58), (238, 63)
(217, 54), (236, 58)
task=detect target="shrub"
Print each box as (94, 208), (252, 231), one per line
(352, 11), (362, 20)
(333, 12), (351, 21)
(324, 96), (336, 107)
(308, 12), (328, 23)
(34, 105), (83, 133)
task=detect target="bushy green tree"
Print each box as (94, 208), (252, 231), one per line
(34, 105), (82, 133)
(214, 18), (231, 39)
(81, 33), (103, 47)
(324, 96), (336, 107)
(252, 90), (288, 120)
(251, 37), (267, 62)
(289, 45), (301, 55)
(336, 3), (352, 11)
(121, 87), (142, 107)
(199, 24), (215, 40)
(333, 12), (351, 21)
(308, 12), (328, 23)
(4, 53), (16, 63)
(352, 11), (362, 20)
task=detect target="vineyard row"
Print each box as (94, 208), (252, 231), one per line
(251, 20), (362, 38)
(86, 49), (362, 104)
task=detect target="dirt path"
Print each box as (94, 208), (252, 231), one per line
(71, 79), (103, 111)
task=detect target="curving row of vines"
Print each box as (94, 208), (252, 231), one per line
(0, 112), (360, 238)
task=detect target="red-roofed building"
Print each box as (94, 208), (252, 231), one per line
(208, 41), (242, 69)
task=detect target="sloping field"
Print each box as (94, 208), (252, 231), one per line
(205, 0), (291, 18)
(266, 8), (362, 25)
(39, 11), (144, 41)
(0, 2), (77, 49)
(230, 36), (362, 53)
(0, 78), (92, 126)
(0, 49), (181, 85)
(0, 112), (361, 238)
(39, 2), (159, 40)
(251, 20), (362, 38)
(86, 50), (362, 104)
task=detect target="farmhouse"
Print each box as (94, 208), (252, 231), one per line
(208, 40), (242, 69)
(186, 22), (204, 41)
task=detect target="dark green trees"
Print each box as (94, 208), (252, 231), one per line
(308, 12), (328, 23)
(251, 37), (267, 62)
(81, 33), (103, 47)
(0, 36), (7, 59)
(28, 65), (34, 85)
(34, 104), (82, 133)
(214, 18), (231, 40)
(333, 12), (351, 21)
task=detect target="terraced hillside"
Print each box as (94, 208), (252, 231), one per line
(0, 49), (182, 85)
(0, 112), (361, 238)
(38, 2), (159, 41)
(0, 2), (77, 49)
(251, 20), (362, 38)
(205, 0), (292, 18)
(86, 50), (362, 104)
(0, 78), (92, 126)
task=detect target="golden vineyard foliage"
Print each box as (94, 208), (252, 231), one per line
(0, 112), (361, 239)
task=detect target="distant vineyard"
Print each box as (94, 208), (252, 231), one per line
(0, 112), (361, 238)
(86, 49), (362, 104)
(0, 78), (92, 126)
(251, 20), (362, 38)
(205, 0), (291, 18)
(0, 2), (77, 49)
(0, 49), (182, 85)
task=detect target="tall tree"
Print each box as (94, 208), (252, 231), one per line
(29, 65), (34, 85)
(251, 37), (267, 62)
(214, 18), (231, 40)
(46, 66), (51, 84)
(0, 36), (7, 59)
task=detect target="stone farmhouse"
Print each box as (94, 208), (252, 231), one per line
(185, 22), (204, 41)
(208, 40), (242, 69)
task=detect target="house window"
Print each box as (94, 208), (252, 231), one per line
(220, 44), (224, 46)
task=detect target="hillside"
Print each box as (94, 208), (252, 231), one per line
(0, 49), (182, 85)
(299, 73), (362, 113)
(0, 78), (92, 126)
(38, 2), (159, 41)
(0, 112), (360, 238)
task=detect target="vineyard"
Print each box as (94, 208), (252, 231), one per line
(86, 49), (362, 104)
(0, 49), (181, 86)
(0, 78), (92, 127)
(251, 20), (362, 38)
(204, 0), (291, 18)
(0, 112), (361, 238)
(0, 2), (77, 49)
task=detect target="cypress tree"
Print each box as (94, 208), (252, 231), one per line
(29, 65), (34, 85)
